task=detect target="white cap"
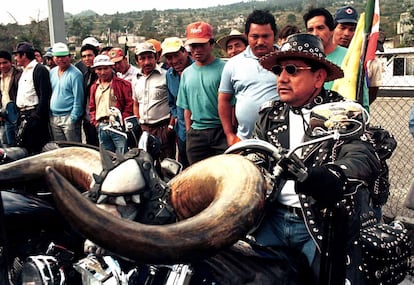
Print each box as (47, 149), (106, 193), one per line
(82, 37), (101, 48)
(92, 55), (115, 68)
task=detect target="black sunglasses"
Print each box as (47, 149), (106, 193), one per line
(271, 64), (312, 76)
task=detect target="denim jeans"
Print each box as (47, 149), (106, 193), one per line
(253, 207), (316, 265)
(4, 120), (17, 146)
(97, 123), (127, 154)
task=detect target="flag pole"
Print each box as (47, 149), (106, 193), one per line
(124, 28), (129, 63)
(356, 0), (376, 105)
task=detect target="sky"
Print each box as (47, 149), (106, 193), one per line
(1, 0), (247, 25)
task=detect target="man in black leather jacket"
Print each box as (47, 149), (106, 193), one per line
(252, 33), (380, 284)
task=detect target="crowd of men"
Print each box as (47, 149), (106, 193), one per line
(0, 6), (394, 284)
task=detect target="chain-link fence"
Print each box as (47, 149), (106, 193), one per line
(371, 52), (414, 219)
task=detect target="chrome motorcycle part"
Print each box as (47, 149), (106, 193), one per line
(309, 101), (369, 139)
(21, 255), (64, 285)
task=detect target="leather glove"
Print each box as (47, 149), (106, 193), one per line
(295, 164), (345, 206)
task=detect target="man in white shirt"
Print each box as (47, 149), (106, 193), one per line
(13, 42), (51, 153)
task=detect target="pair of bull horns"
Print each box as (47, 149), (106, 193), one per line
(1, 147), (265, 264)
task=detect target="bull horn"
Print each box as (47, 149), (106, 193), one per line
(46, 154), (265, 264)
(0, 147), (102, 191)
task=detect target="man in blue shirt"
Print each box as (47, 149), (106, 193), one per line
(161, 37), (193, 168)
(50, 42), (84, 142)
(218, 10), (279, 145)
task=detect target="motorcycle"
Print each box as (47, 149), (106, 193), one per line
(1, 102), (412, 284)
(0, 142), (91, 285)
(0, 111), (182, 285)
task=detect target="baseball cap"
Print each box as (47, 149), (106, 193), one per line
(108, 48), (125, 63)
(135, 42), (156, 56)
(146, 39), (162, 53)
(12, 42), (34, 54)
(82, 36), (101, 48)
(161, 37), (184, 56)
(334, 6), (359, 24)
(185, 21), (213, 45)
(52, 42), (70, 57)
(43, 47), (53, 58)
(92, 54), (115, 68)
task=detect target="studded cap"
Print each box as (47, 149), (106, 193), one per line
(259, 33), (344, 82)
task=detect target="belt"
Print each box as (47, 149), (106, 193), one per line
(277, 203), (303, 218)
(19, 106), (36, 112)
(98, 117), (110, 123)
(141, 118), (170, 129)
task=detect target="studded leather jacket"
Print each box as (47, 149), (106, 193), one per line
(254, 89), (380, 283)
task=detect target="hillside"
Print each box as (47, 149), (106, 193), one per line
(0, 0), (410, 52)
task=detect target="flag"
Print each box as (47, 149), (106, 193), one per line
(332, 0), (380, 104)
(364, 0), (380, 87)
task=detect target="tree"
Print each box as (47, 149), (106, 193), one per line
(141, 11), (154, 33)
(402, 6), (414, 46)
(287, 14), (297, 24)
(67, 17), (93, 43)
(109, 14), (123, 33)
(126, 20), (134, 31)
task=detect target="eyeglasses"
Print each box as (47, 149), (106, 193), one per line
(271, 64), (312, 76)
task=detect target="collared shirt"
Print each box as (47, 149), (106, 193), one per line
(16, 60), (39, 108)
(94, 80), (115, 122)
(117, 65), (139, 83)
(132, 65), (169, 125)
(219, 46), (279, 139)
(278, 108), (311, 208)
(0, 68), (13, 109)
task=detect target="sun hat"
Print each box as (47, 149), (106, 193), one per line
(161, 37), (185, 56)
(185, 21), (213, 46)
(92, 54), (115, 68)
(135, 42), (156, 56)
(12, 42), (34, 54)
(217, 29), (247, 51)
(82, 37), (101, 48)
(259, 33), (344, 82)
(334, 6), (359, 24)
(52, 42), (70, 57)
(108, 48), (125, 63)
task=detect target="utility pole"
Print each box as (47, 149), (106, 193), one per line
(48, 0), (66, 45)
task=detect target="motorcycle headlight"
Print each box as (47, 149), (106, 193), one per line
(22, 255), (64, 285)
